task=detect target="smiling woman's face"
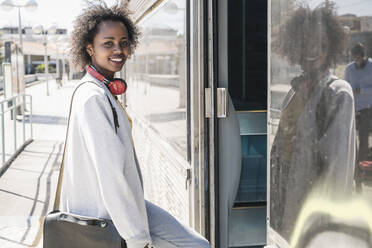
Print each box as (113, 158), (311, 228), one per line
(86, 20), (129, 79)
(300, 21), (329, 77)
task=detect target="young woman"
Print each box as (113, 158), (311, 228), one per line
(270, 3), (356, 243)
(60, 1), (210, 248)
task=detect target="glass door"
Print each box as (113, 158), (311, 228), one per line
(269, 1), (372, 247)
(214, 0), (268, 247)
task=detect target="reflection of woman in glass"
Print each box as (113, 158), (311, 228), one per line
(61, 1), (209, 247)
(270, 3), (356, 241)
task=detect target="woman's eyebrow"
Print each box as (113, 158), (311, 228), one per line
(103, 36), (128, 40)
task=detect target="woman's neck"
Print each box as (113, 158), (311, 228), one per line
(90, 63), (114, 80)
(306, 67), (329, 83)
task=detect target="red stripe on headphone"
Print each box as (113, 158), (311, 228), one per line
(86, 65), (105, 82)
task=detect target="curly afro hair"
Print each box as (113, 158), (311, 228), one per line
(278, 2), (346, 68)
(70, 0), (140, 70)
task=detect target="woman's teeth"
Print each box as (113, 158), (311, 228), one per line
(110, 58), (123, 62)
(305, 56), (319, 61)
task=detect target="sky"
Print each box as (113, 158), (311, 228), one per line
(307, 0), (372, 16)
(0, 0), (371, 33)
(0, 0), (186, 34)
(0, 0), (118, 32)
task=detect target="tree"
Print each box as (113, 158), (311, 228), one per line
(35, 64), (56, 73)
(0, 43), (4, 65)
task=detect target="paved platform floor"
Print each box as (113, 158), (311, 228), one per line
(0, 79), (75, 247)
(0, 140), (63, 248)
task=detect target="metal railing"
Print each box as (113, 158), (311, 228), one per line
(0, 94), (33, 175)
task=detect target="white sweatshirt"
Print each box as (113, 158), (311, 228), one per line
(60, 73), (151, 248)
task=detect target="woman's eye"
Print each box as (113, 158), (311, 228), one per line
(121, 41), (129, 47)
(103, 42), (113, 47)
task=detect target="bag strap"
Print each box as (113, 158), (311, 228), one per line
(316, 77), (338, 139)
(53, 81), (118, 211)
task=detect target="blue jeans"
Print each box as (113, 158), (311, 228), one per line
(145, 201), (210, 248)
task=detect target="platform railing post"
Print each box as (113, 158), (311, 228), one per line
(22, 94), (25, 143)
(29, 95), (33, 140)
(1, 104), (5, 164)
(13, 98), (17, 152)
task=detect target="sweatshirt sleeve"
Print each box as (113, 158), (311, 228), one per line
(77, 94), (151, 248)
(318, 82), (356, 197)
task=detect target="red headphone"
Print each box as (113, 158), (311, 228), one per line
(86, 65), (127, 95)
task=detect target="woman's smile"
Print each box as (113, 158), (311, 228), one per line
(108, 55), (126, 68)
(109, 56), (124, 64)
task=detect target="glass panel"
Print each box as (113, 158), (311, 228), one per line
(235, 134), (267, 203)
(227, 1), (268, 246)
(125, 0), (187, 158)
(269, 1), (372, 247)
(228, 0), (268, 205)
(228, 0), (267, 111)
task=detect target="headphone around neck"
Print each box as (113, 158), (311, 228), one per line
(86, 65), (127, 95)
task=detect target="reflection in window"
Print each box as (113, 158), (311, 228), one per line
(126, 0), (187, 158)
(269, 1), (372, 247)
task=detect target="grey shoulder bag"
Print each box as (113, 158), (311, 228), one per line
(43, 81), (126, 248)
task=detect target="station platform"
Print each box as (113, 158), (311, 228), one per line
(0, 79), (76, 248)
(0, 140), (62, 248)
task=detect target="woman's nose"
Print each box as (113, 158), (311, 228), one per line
(307, 45), (320, 57)
(112, 43), (123, 53)
(113, 48), (121, 54)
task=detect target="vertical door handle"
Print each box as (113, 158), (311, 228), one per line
(205, 88), (228, 118)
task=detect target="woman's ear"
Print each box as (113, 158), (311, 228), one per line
(86, 44), (94, 57)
